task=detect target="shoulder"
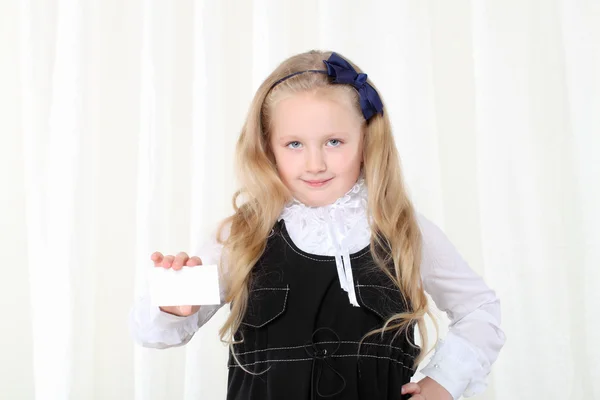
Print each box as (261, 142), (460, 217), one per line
(414, 212), (466, 274)
(415, 212), (461, 251)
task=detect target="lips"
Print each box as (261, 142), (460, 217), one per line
(303, 178), (333, 187)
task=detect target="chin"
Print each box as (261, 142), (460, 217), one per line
(288, 176), (357, 206)
(299, 191), (340, 207)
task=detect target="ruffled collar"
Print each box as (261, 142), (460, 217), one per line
(278, 177), (370, 307)
(279, 177), (369, 224)
(277, 176), (371, 256)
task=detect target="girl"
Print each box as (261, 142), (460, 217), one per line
(130, 51), (505, 400)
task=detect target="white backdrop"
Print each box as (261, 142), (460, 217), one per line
(1, 0), (599, 399)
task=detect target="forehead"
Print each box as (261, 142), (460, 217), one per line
(270, 91), (363, 138)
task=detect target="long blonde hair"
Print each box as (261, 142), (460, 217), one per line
(216, 50), (433, 366)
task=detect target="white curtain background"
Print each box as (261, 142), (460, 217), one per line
(1, 0), (598, 399)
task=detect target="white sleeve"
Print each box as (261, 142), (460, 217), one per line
(129, 294), (224, 349)
(417, 213), (506, 399)
(129, 223), (231, 349)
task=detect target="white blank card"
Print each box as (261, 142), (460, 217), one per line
(149, 265), (221, 307)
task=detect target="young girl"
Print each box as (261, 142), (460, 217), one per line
(130, 51), (505, 400)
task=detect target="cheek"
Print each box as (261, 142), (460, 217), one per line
(332, 146), (362, 170)
(272, 148), (298, 177)
(271, 145), (287, 165)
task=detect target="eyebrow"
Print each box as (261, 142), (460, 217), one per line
(277, 133), (350, 142)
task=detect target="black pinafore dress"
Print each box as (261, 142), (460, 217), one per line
(226, 220), (419, 400)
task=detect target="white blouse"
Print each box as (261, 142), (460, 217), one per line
(129, 178), (505, 399)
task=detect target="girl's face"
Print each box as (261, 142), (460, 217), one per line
(269, 91), (364, 207)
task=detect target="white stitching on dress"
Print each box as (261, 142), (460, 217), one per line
(356, 284), (399, 292)
(230, 357), (314, 367)
(350, 250), (369, 260)
(332, 354), (409, 368)
(242, 286), (289, 328)
(234, 340), (410, 357)
(280, 234), (331, 262)
(228, 354), (411, 370)
(356, 283), (385, 320)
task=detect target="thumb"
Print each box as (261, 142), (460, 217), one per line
(401, 383), (421, 395)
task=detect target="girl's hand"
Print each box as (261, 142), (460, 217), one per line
(151, 251), (203, 317)
(402, 382), (425, 399)
(401, 377), (453, 400)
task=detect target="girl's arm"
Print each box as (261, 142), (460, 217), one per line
(129, 232), (229, 349)
(416, 213), (506, 399)
(129, 295), (224, 349)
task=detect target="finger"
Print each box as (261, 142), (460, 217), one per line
(162, 255), (175, 269)
(409, 395), (425, 400)
(172, 252), (189, 270)
(401, 383), (421, 395)
(177, 305), (192, 315)
(151, 252), (164, 267)
(176, 305), (201, 316)
(186, 256), (203, 266)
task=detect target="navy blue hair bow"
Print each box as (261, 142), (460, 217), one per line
(269, 52), (384, 121)
(323, 53), (384, 120)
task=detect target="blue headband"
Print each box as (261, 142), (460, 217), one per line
(269, 52), (384, 121)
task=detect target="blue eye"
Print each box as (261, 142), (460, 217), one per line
(328, 139), (342, 147)
(286, 141), (302, 149)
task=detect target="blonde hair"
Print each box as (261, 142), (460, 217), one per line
(216, 50), (434, 367)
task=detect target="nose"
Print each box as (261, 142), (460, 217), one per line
(305, 148), (326, 174)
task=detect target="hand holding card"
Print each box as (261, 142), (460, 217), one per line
(149, 251), (220, 317)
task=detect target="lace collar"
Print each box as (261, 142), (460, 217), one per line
(277, 177), (370, 307)
(279, 177), (369, 224)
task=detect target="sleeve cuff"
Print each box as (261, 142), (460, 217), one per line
(420, 332), (490, 399)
